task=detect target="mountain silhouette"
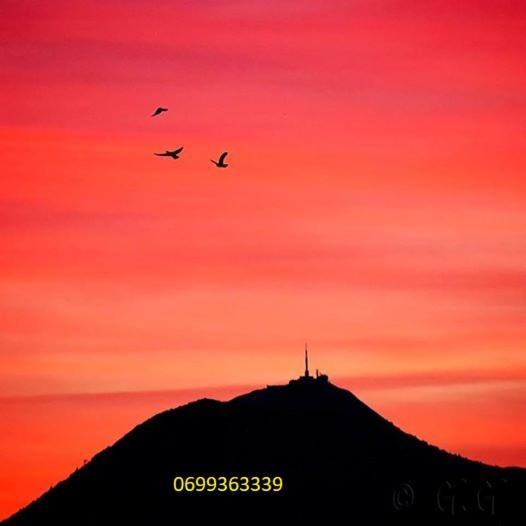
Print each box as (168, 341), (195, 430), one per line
(3, 376), (525, 525)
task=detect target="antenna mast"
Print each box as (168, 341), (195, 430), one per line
(304, 343), (310, 378)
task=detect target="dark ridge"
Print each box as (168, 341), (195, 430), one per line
(3, 379), (525, 526)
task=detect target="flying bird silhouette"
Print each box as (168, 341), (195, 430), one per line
(154, 147), (183, 159)
(211, 151), (229, 168)
(151, 107), (168, 117)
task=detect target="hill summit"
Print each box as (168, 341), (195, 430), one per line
(4, 369), (525, 525)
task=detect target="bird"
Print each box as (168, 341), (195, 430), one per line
(154, 147), (183, 159)
(211, 151), (229, 168)
(151, 107), (168, 117)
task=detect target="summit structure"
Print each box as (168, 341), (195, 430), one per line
(291, 344), (328, 384)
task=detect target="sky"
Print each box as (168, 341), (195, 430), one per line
(1, 0), (526, 519)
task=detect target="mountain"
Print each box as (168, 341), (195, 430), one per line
(3, 376), (525, 525)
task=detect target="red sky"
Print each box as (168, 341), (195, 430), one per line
(1, 0), (526, 519)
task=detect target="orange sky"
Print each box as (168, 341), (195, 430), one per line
(1, 0), (526, 520)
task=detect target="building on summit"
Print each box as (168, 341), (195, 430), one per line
(290, 344), (329, 384)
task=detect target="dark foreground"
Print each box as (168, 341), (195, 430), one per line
(4, 378), (525, 525)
